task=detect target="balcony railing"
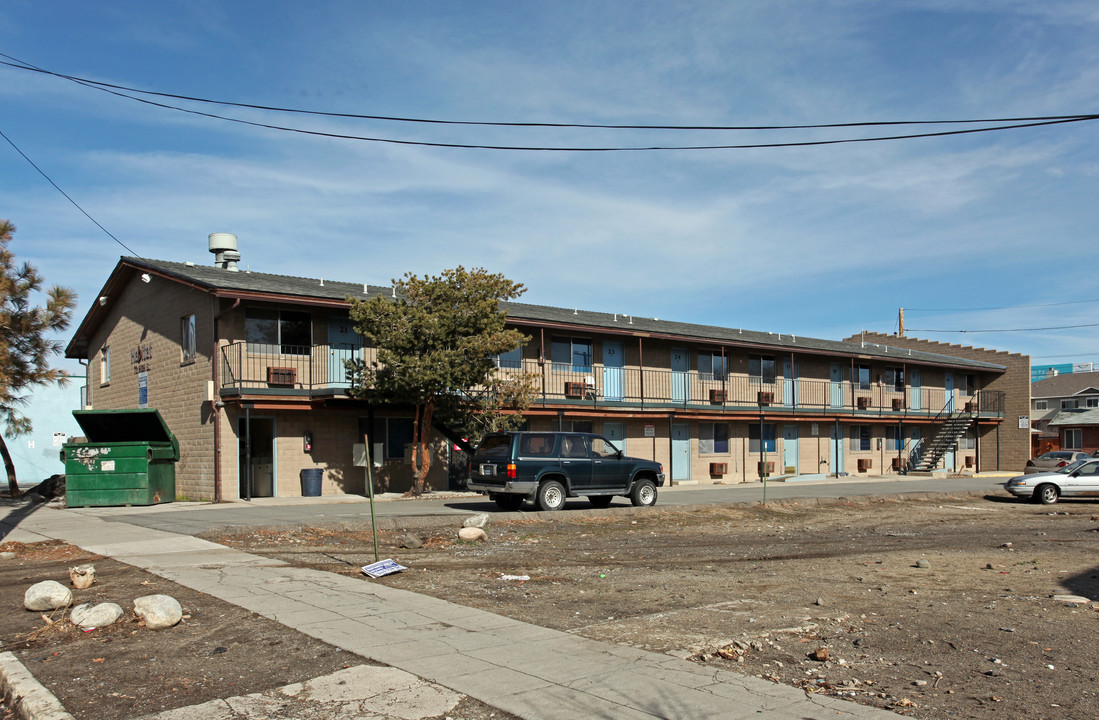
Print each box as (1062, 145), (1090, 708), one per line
(219, 342), (1005, 418)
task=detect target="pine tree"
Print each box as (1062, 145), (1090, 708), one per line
(0, 220), (76, 496)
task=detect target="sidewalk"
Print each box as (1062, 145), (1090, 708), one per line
(0, 502), (905, 720)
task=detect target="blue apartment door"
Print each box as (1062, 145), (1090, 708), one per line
(328, 315), (363, 387)
(829, 423), (845, 474)
(602, 422), (626, 449)
(783, 358), (798, 407)
(909, 370), (923, 411)
(830, 363), (845, 408)
(603, 341), (624, 402)
(944, 373), (955, 413)
(671, 348), (689, 404)
(671, 423), (691, 482)
(783, 425), (799, 474)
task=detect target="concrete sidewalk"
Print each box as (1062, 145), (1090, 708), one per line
(1, 502), (903, 720)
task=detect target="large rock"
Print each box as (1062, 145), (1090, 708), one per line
(462, 513), (490, 529)
(24, 580), (72, 611)
(133, 594), (183, 629)
(70, 602), (124, 628)
(458, 527), (487, 542)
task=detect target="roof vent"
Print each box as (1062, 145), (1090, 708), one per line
(209, 233), (240, 272)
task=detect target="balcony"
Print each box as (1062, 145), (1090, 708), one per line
(218, 342), (1005, 418)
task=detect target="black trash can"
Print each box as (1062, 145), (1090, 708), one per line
(300, 468), (323, 497)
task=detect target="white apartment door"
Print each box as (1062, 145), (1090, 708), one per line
(671, 349), (689, 404)
(603, 342), (624, 402)
(783, 425), (799, 474)
(671, 423), (691, 483)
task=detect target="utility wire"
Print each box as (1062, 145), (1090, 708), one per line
(3, 54), (1098, 151)
(0, 127), (142, 258)
(909, 321), (1099, 333)
(907, 298), (1099, 312)
(3, 54), (1096, 132)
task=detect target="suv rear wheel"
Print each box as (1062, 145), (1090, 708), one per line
(537, 480), (566, 511)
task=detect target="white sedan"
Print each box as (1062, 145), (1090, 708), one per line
(1004, 458), (1099, 504)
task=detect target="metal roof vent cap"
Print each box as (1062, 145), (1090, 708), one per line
(209, 233), (240, 271)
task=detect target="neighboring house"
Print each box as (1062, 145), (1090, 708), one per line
(65, 239), (1024, 501)
(1031, 371), (1099, 455)
(1048, 409), (1099, 455)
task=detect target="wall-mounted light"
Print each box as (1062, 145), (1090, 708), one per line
(98, 296), (108, 307)
(141, 273), (151, 284)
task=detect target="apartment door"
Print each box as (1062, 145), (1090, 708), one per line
(238, 417), (276, 498)
(783, 358), (798, 407)
(602, 422), (626, 450)
(830, 363), (845, 408)
(328, 315), (363, 387)
(671, 348), (689, 404)
(909, 370), (923, 411)
(671, 422), (691, 482)
(829, 423), (845, 475)
(782, 425), (799, 474)
(944, 373), (955, 413)
(603, 341), (624, 402)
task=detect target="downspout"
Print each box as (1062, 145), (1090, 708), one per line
(78, 359), (88, 408)
(212, 297), (241, 503)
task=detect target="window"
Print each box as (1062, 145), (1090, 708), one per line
(1062, 399), (1080, 410)
(560, 420), (593, 434)
(181, 315), (196, 364)
(1065, 428), (1082, 450)
(748, 423), (775, 453)
(246, 308), (312, 355)
(884, 367), (905, 392)
(495, 346), (522, 369)
(698, 351), (727, 381)
(749, 355), (776, 384)
(1035, 400), (1048, 411)
(1088, 398), (1099, 408)
(849, 425), (871, 451)
(886, 426), (899, 452)
(699, 423), (729, 454)
(961, 429), (976, 451)
(551, 337), (592, 373)
(856, 365), (871, 391)
(374, 417), (414, 460)
(959, 374), (976, 395)
(518, 434), (557, 456)
(590, 436), (620, 457)
(561, 435), (590, 458)
(99, 347), (110, 385)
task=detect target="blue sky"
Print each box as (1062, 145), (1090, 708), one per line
(3, 1), (1099, 374)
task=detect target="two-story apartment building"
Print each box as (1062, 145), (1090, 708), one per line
(66, 242), (1023, 501)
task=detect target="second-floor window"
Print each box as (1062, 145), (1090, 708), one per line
(698, 351), (727, 381)
(856, 365), (871, 391)
(1062, 399), (1080, 410)
(495, 346), (522, 369)
(1035, 400), (1048, 411)
(551, 337), (592, 373)
(1088, 398), (1099, 408)
(246, 309), (311, 355)
(749, 355), (776, 384)
(884, 367), (904, 391)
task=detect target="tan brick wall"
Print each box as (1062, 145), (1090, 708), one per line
(86, 277), (218, 500)
(848, 333), (1030, 472)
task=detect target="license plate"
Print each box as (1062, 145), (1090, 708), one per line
(480, 464), (496, 476)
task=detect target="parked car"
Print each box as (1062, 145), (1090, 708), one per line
(1023, 451), (1091, 474)
(466, 431), (665, 511)
(1004, 458), (1099, 504)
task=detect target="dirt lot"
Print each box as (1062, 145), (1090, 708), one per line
(0, 538), (511, 720)
(204, 491), (1099, 720)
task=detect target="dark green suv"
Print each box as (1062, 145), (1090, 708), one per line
(467, 431), (665, 511)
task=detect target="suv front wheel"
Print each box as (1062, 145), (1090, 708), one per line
(630, 479), (657, 507)
(537, 480), (567, 511)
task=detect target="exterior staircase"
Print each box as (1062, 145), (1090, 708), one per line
(911, 410), (976, 472)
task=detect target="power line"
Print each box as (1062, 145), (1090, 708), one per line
(0, 127), (142, 258)
(3, 54), (1098, 151)
(3, 54), (1096, 132)
(909, 321), (1099, 333)
(907, 298), (1099, 312)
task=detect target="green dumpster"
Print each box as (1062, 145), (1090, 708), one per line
(62, 409), (179, 507)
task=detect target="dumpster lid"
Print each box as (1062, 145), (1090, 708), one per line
(71, 409), (180, 459)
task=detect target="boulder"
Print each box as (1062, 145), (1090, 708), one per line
(397, 533), (423, 549)
(462, 513), (490, 529)
(69, 564), (96, 589)
(24, 580), (72, 611)
(458, 527), (487, 542)
(70, 602), (124, 628)
(133, 594), (183, 629)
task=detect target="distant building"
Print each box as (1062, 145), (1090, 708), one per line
(1030, 371), (1099, 455)
(7, 378), (83, 484)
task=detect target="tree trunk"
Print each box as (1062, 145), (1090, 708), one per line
(404, 402), (435, 497)
(0, 434), (21, 498)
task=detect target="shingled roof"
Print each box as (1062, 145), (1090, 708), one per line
(66, 256), (1007, 372)
(1032, 371), (1099, 398)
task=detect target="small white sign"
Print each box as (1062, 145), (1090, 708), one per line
(1019, 416), (1030, 429)
(362, 559), (407, 578)
(811, 423), (819, 436)
(644, 424), (655, 438)
(53, 432), (67, 447)
(101, 460), (116, 472)
(138, 371), (149, 409)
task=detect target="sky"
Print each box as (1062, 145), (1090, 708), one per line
(3, 0), (1099, 377)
